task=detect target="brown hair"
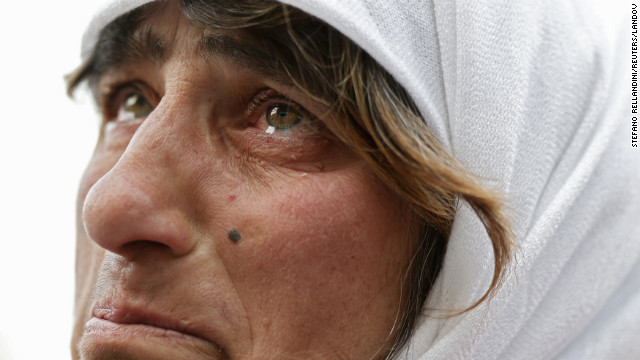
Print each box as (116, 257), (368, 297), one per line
(68, 1), (513, 358)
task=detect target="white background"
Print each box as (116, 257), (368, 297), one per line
(0, 1), (101, 359)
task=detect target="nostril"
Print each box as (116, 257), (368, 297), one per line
(119, 240), (173, 261)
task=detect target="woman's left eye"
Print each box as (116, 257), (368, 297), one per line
(117, 92), (154, 121)
(264, 104), (303, 133)
(248, 89), (321, 137)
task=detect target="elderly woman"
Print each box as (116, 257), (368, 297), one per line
(68, 0), (639, 359)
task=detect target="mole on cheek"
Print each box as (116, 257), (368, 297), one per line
(228, 229), (242, 243)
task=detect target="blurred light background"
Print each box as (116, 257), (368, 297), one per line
(0, 1), (101, 359)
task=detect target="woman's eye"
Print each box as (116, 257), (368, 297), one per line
(117, 93), (154, 121)
(265, 104), (303, 133)
(247, 88), (322, 137)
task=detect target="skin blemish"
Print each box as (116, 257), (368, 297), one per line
(228, 195), (237, 201)
(228, 229), (242, 243)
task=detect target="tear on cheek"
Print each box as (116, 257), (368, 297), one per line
(228, 229), (242, 243)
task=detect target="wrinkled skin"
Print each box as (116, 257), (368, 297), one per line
(72, 2), (416, 359)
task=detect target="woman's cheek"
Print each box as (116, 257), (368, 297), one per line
(217, 165), (413, 349)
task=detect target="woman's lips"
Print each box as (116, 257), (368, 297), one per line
(84, 305), (228, 357)
(92, 307), (203, 340)
(84, 317), (206, 342)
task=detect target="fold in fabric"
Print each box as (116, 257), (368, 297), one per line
(80, 1), (640, 359)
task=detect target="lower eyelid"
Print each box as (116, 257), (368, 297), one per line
(246, 128), (327, 146)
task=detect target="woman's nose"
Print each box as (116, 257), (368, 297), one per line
(82, 99), (198, 259)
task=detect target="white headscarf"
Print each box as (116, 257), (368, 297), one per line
(81, 1), (640, 359)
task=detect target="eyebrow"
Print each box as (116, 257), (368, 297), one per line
(87, 24), (166, 80)
(121, 26), (166, 64)
(89, 23), (293, 86)
(197, 32), (290, 82)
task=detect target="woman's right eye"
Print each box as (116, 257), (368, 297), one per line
(115, 91), (154, 122)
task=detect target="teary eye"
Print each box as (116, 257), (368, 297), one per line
(243, 87), (324, 138)
(118, 93), (154, 121)
(265, 104), (303, 132)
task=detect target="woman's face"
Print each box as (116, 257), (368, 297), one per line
(72, 2), (416, 359)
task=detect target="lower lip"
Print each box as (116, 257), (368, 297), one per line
(84, 317), (207, 343)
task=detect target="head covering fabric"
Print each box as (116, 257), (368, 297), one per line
(80, 1), (640, 359)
